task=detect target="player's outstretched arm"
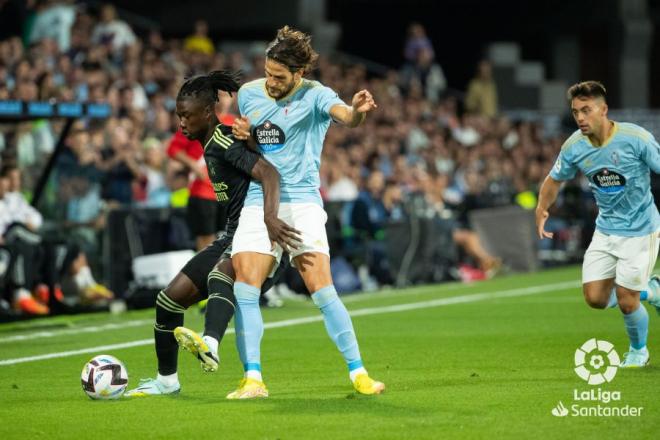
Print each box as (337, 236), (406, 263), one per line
(330, 89), (378, 128)
(535, 175), (562, 240)
(250, 158), (302, 250)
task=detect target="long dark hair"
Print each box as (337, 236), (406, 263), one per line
(265, 26), (318, 74)
(176, 70), (242, 106)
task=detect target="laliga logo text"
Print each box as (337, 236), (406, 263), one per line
(551, 338), (643, 418)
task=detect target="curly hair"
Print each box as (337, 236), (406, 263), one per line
(265, 26), (319, 74)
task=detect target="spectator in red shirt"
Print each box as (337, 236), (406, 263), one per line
(167, 129), (225, 251)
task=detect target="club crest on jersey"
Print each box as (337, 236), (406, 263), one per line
(254, 120), (286, 153)
(591, 168), (626, 193)
(611, 151), (620, 166)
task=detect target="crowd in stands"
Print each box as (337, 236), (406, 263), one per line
(0, 3), (590, 317)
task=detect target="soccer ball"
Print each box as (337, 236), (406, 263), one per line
(81, 354), (129, 400)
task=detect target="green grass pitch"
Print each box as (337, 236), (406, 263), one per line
(0, 265), (658, 439)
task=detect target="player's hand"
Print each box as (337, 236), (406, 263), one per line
(232, 116), (251, 141)
(193, 165), (207, 180)
(264, 216), (302, 251)
(351, 89), (377, 114)
(535, 208), (554, 239)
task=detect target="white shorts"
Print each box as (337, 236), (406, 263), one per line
(582, 229), (660, 291)
(230, 203), (329, 268)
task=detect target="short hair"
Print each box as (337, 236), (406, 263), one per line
(567, 81), (607, 103)
(265, 26), (318, 74)
(176, 70), (242, 107)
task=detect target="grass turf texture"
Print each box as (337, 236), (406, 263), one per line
(0, 265), (658, 439)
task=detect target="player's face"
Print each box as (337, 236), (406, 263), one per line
(176, 98), (211, 141)
(571, 96), (607, 136)
(265, 58), (301, 99)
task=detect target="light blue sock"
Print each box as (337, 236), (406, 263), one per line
(311, 285), (363, 372)
(623, 305), (648, 350)
(607, 288), (648, 308)
(607, 288), (618, 308)
(233, 282), (263, 373)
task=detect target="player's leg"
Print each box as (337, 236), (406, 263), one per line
(581, 230), (617, 309)
(176, 256), (237, 373)
(171, 238), (227, 372)
(124, 272), (204, 397)
(615, 232), (658, 368)
(226, 205), (279, 398)
(291, 203), (384, 394)
(225, 251), (274, 398)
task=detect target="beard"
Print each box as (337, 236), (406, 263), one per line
(267, 80), (296, 99)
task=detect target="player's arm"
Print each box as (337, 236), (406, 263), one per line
(329, 89), (377, 128)
(167, 132), (205, 179)
(251, 158), (302, 250)
(226, 143), (301, 250)
(640, 134), (660, 174)
(537, 148), (578, 239)
(535, 175), (562, 239)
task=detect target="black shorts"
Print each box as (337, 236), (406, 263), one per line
(180, 233), (233, 297)
(179, 233), (289, 297)
(186, 196), (227, 237)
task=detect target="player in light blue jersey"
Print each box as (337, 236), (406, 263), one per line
(226, 26), (384, 398)
(537, 81), (660, 368)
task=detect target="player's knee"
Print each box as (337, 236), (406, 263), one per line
(582, 288), (607, 309)
(615, 289), (640, 314)
(233, 254), (268, 286)
(162, 288), (192, 310)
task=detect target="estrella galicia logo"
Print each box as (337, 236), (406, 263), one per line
(591, 168), (626, 193)
(254, 120), (286, 153)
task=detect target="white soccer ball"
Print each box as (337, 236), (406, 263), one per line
(81, 354), (129, 400)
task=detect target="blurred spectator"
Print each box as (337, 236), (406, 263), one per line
(91, 3), (136, 55)
(184, 20), (214, 55)
(167, 130), (225, 251)
(55, 124), (105, 258)
(138, 137), (170, 207)
(98, 124), (143, 204)
(403, 22), (434, 64)
(350, 170), (394, 285)
(401, 46), (446, 103)
(28, 0), (76, 51)
(465, 60), (498, 118)
(425, 172), (502, 277)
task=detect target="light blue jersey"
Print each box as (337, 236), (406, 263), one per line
(238, 78), (344, 206)
(550, 122), (660, 236)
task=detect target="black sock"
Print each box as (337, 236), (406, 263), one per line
(204, 269), (236, 343)
(154, 290), (185, 376)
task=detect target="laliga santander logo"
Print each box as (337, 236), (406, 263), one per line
(574, 338), (620, 385)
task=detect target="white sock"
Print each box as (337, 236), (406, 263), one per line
(157, 372), (179, 387)
(245, 370), (262, 382)
(74, 267), (93, 289)
(13, 288), (31, 301)
(349, 367), (367, 383)
(202, 335), (218, 355)
(80, 266), (97, 285)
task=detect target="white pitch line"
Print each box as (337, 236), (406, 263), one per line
(0, 319), (153, 344)
(0, 280), (580, 366)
